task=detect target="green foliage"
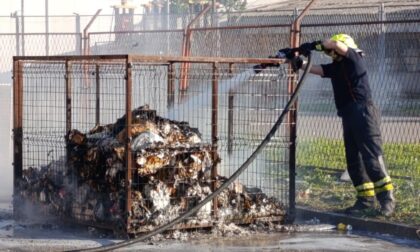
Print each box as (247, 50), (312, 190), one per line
(295, 138), (420, 225)
(297, 138), (420, 177)
(297, 138), (347, 169)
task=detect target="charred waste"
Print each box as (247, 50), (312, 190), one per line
(16, 105), (285, 234)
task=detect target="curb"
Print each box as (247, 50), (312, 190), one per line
(296, 206), (419, 241)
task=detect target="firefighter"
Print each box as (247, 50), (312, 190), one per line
(297, 34), (395, 216)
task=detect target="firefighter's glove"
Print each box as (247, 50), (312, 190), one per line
(276, 48), (294, 60)
(253, 64), (265, 74)
(290, 56), (303, 73)
(299, 41), (324, 56)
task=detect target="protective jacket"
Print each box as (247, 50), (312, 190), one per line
(321, 48), (393, 198)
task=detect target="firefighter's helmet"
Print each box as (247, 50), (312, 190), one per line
(327, 33), (364, 60)
(330, 34), (359, 49)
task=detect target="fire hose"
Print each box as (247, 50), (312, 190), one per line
(70, 51), (312, 252)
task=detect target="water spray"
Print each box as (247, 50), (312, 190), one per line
(69, 51), (312, 252)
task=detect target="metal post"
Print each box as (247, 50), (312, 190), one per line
(227, 91), (234, 155)
(227, 63), (234, 155)
(65, 60), (72, 180)
(74, 13), (81, 54)
(12, 59), (23, 218)
(45, 0), (49, 56)
(95, 64), (100, 125)
(65, 60), (72, 135)
(166, 0), (170, 54)
(167, 63), (175, 108)
(13, 12), (20, 56)
(125, 57), (133, 233)
(180, 5), (212, 90)
(83, 9), (102, 56)
(287, 0), (317, 223)
(211, 62), (219, 216)
(21, 0), (25, 56)
(377, 4), (387, 106)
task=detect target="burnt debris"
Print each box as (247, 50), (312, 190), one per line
(16, 105), (285, 234)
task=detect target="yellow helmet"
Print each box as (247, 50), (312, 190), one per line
(330, 33), (359, 49)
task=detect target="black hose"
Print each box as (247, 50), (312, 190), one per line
(70, 53), (313, 252)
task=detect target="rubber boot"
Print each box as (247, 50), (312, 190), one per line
(345, 196), (375, 215)
(376, 191), (395, 217)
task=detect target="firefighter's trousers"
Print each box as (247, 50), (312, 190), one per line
(339, 101), (393, 197)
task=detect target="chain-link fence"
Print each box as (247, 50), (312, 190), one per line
(294, 7), (420, 224)
(3, 4), (420, 225)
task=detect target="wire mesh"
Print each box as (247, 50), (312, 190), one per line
(89, 30), (184, 56)
(14, 56), (291, 234)
(214, 10), (296, 26)
(189, 26), (291, 58)
(0, 33), (81, 77)
(301, 6), (381, 25)
(297, 17), (419, 221)
(6, 4), (420, 227)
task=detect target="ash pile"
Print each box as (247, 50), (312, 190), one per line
(16, 105), (285, 234)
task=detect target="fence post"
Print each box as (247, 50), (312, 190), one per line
(12, 59), (23, 219)
(125, 56), (133, 234)
(95, 64), (100, 126)
(83, 9), (102, 56)
(180, 5), (212, 90)
(74, 13), (82, 54)
(45, 0), (49, 56)
(378, 3), (386, 98)
(65, 60), (72, 165)
(288, 0), (317, 223)
(167, 63), (175, 108)
(211, 62), (219, 217)
(12, 13), (20, 56)
(21, 0), (25, 56)
(226, 63), (234, 155)
(227, 91), (234, 155)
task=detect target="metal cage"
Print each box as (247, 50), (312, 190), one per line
(13, 55), (294, 235)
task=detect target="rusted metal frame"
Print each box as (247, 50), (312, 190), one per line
(287, 0), (317, 223)
(227, 63), (234, 155)
(129, 55), (286, 64)
(83, 9), (102, 56)
(13, 55), (129, 61)
(95, 64), (100, 126)
(167, 63), (175, 108)
(211, 62), (219, 217)
(180, 5), (212, 91)
(126, 215), (283, 235)
(227, 91), (234, 155)
(180, 29), (192, 91)
(125, 56), (133, 234)
(14, 55), (286, 65)
(65, 59), (72, 176)
(128, 215), (284, 235)
(12, 59), (23, 217)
